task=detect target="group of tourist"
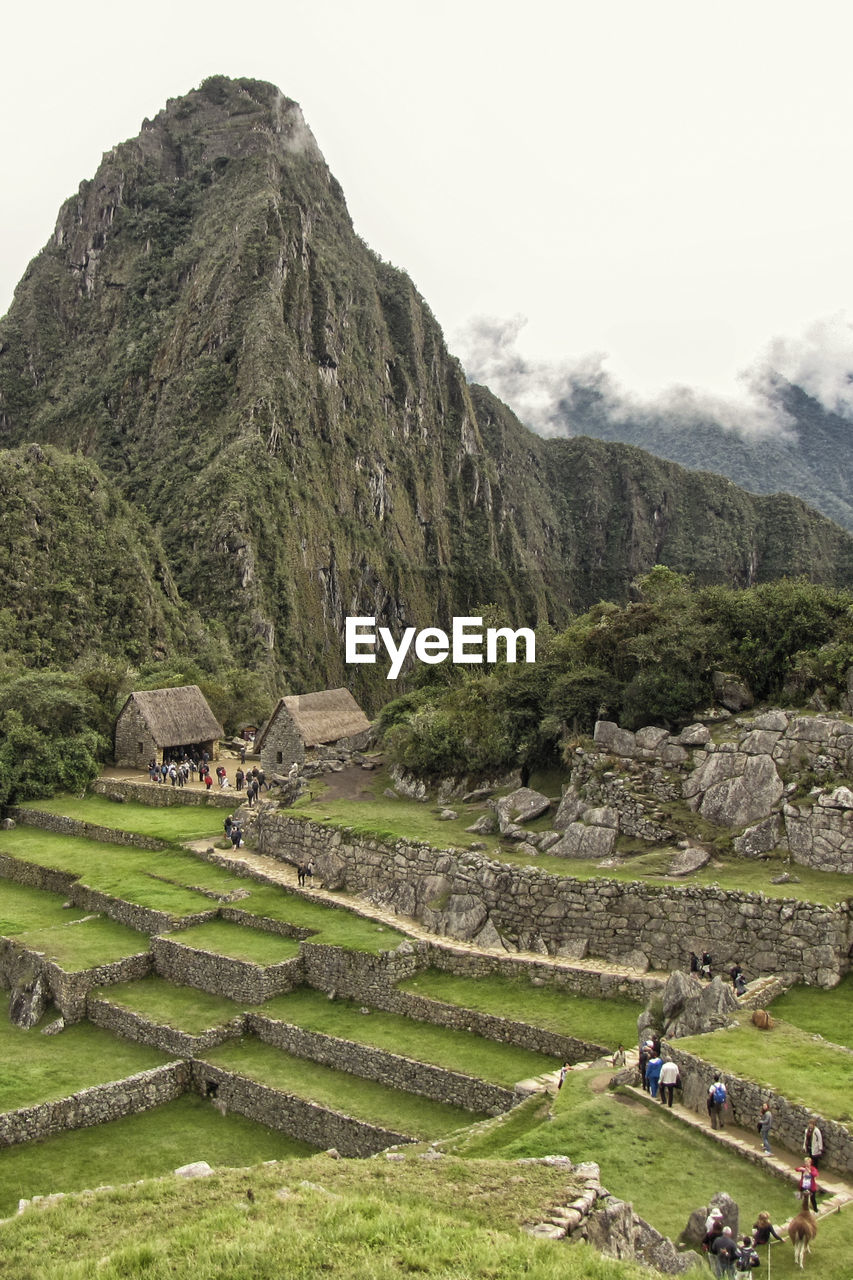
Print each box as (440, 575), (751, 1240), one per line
(688, 951), (748, 997)
(702, 1211), (764, 1277)
(147, 753), (213, 787)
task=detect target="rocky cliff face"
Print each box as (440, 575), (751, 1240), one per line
(2, 76), (853, 697)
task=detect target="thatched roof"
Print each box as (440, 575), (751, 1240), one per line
(120, 685), (223, 746)
(257, 688), (370, 749)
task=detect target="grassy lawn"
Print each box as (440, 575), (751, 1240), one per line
(0, 879), (91, 934)
(228, 882), (407, 952)
(0, 828), (218, 919)
(93, 977), (247, 1034)
(163, 920), (302, 966)
(769, 973), (853, 1049)
(201, 1037), (483, 1138)
(15, 795), (224, 841)
(444, 1070), (853, 1279)
(397, 969), (640, 1049)
(0, 1015), (170, 1112)
(13, 916), (149, 971)
(675, 1015), (853, 1121)
(0, 1154), (624, 1280)
(0, 1093), (317, 1218)
(256, 988), (556, 1087)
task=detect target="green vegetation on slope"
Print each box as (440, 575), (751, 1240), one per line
(768, 973), (853, 1049)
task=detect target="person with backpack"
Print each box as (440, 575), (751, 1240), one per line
(708, 1075), (728, 1129)
(733, 1236), (760, 1278)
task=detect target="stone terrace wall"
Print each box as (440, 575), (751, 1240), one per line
(87, 997), (247, 1057)
(666, 1045), (853, 1177)
(92, 779), (236, 808)
(151, 936), (303, 1003)
(258, 814), (851, 988)
(0, 851), (77, 896)
(7, 806), (168, 851)
(0, 1063), (189, 1147)
(422, 943), (662, 1003)
(66, 883), (216, 937)
(247, 1015), (516, 1115)
(0, 937), (152, 1022)
(190, 1061), (411, 1157)
(299, 940), (424, 1003)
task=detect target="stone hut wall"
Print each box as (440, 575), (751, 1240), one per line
(189, 1061), (411, 1156)
(260, 709), (305, 776)
(114, 701), (158, 769)
(246, 1014), (516, 1115)
(257, 814), (851, 987)
(151, 936), (304, 1003)
(665, 1045), (853, 1177)
(0, 1063), (189, 1147)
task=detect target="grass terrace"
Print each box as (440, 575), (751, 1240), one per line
(256, 989), (557, 1087)
(768, 973), (853, 1049)
(0, 1094), (317, 1218)
(674, 1013), (853, 1121)
(15, 794), (223, 841)
(397, 970), (641, 1049)
(0, 1015), (170, 1113)
(0, 879), (91, 934)
(226, 882), (407, 952)
(161, 919), (302, 966)
(12, 916), (148, 971)
(92, 977), (247, 1035)
(200, 1038), (484, 1139)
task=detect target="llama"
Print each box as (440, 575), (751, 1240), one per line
(787, 1195), (818, 1269)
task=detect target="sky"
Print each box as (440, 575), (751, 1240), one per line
(3, 0), (853, 426)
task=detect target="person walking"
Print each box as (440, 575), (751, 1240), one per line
(758, 1102), (773, 1155)
(803, 1120), (824, 1169)
(645, 1053), (663, 1099)
(659, 1058), (679, 1107)
(707, 1075), (728, 1129)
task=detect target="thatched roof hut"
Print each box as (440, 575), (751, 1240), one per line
(115, 685), (223, 768)
(256, 688), (371, 771)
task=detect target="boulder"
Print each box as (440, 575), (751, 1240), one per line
(472, 918), (507, 951)
(593, 720), (637, 757)
(660, 969), (705, 1028)
(553, 786), (585, 829)
(674, 723), (711, 747)
(466, 811), (498, 835)
(712, 672), (754, 712)
(685, 751), (783, 827)
(496, 786), (551, 824)
(663, 974), (738, 1039)
(537, 831), (563, 851)
(437, 809), (457, 821)
(584, 1198), (694, 1274)
(9, 968), (48, 1030)
(175, 1162), (214, 1178)
(635, 726), (671, 752)
(732, 814), (785, 857)
(667, 846), (711, 876)
(753, 709), (789, 732)
(550, 823), (617, 860)
(681, 1193), (739, 1245)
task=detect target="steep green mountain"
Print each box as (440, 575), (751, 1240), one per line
(2, 75), (853, 699)
(0, 442), (220, 671)
(562, 380), (853, 532)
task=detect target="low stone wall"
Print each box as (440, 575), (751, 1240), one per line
(92, 779), (236, 808)
(0, 937), (153, 1022)
(299, 940), (424, 1003)
(258, 813), (851, 987)
(7, 806), (168, 851)
(0, 1063), (189, 1147)
(151, 936), (303, 1003)
(219, 906), (314, 941)
(247, 1014), (516, 1115)
(0, 852), (77, 897)
(422, 943), (662, 1003)
(66, 882), (216, 937)
(666, 1045), (853, 1176)
(189, 1061), (412, 1156)
(87, 997), (246, 1057)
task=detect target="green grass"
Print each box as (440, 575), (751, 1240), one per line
(256, 989), (556, 1087)
(164, 920), (302, 966)
(15, 794), (224, 840)
(445, 1070), (853, 1280)
(675, 1015), (853, 1121)
(397, 970), (640, 1049)
(0, 828), (219, 918)
(227, 883), (407, 952)
(769, 973), (853, 1049)
(0, 879), (91, 934)
(201, 1037), (483, 1139)
(12, 916), (149, 971)
(93, 977), (247, 1034)
(0, 1154), (632, 1280)
(0, 1015), (170, 1112)
(0, 1093), (318, 1218)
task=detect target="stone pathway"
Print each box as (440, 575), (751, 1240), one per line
(182, 838), (668, 987)
(621, 1083), (853, 1220)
